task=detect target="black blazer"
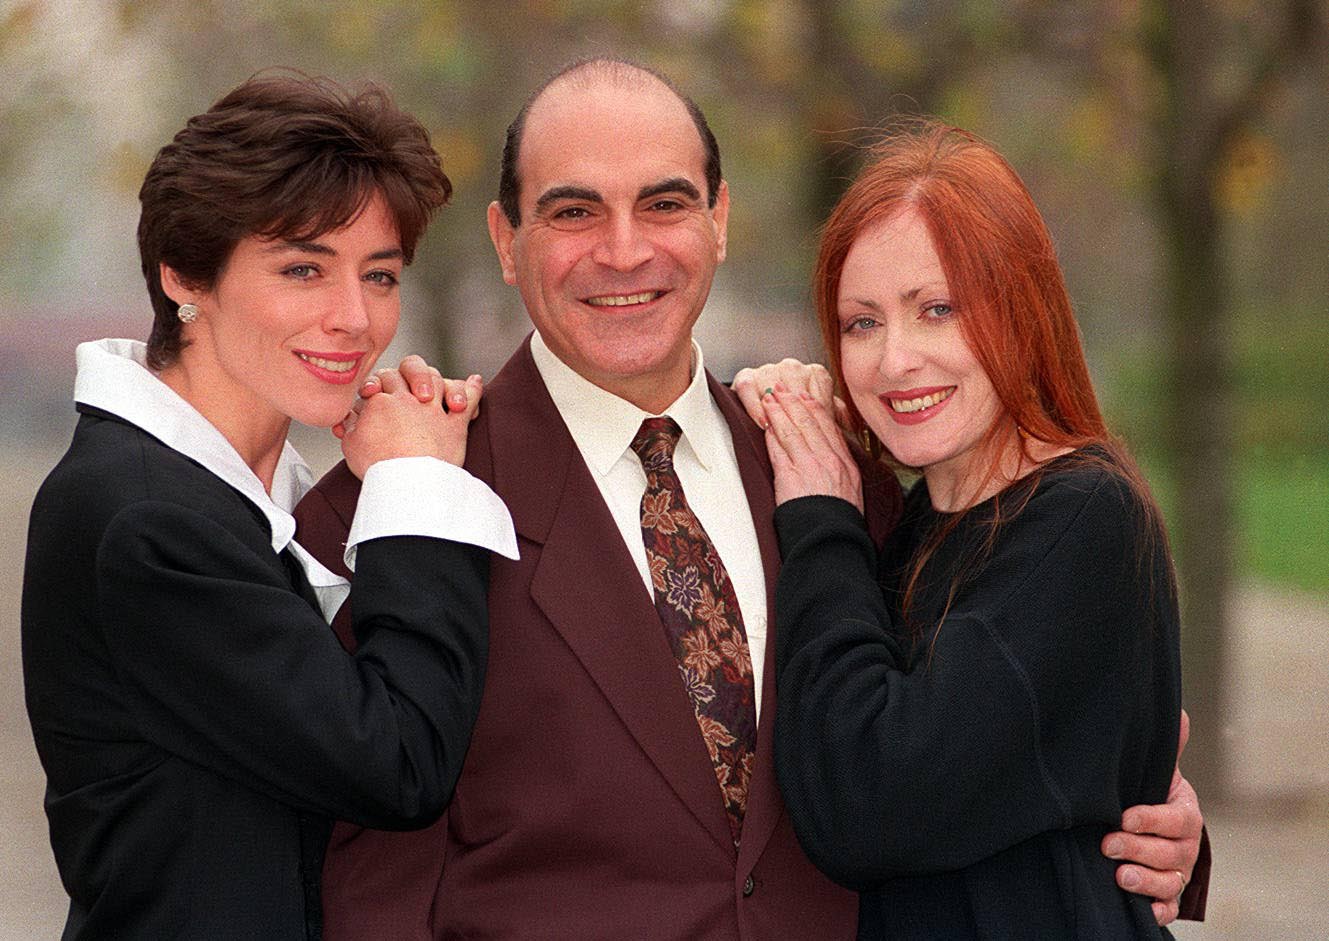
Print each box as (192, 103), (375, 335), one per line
(21, 407), (489, 939)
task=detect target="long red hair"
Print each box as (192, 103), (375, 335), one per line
(814, 120), (1169, 643)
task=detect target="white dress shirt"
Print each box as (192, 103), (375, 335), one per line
(529, 331), (770, 718)
(74, 338), (517, 622)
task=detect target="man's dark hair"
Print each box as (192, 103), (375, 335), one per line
(138, 70), (452, 369)
(496, 58), (722, 228)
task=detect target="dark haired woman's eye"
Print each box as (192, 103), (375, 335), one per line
(284, 264), (317, 279)
(365, 270), (400, 287)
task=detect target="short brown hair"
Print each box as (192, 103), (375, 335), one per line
(138, 70), (451, 368)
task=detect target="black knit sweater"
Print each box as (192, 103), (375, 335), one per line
(773, 451), (1180, 939)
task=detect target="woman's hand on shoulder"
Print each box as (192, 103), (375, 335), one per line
(762, 389), (862, 511)
(335, 355), (483, 478)
(733, 358), (845, 429)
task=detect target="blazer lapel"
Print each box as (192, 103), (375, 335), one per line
(706, 375), (787, 876)
(484, 341), (736, 856)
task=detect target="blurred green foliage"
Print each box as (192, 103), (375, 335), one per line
(1106, 301), (1328, 591)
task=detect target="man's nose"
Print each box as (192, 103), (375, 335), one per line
(591, 214), (654, 271)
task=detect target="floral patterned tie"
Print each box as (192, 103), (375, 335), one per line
(630, 416), (757, 846)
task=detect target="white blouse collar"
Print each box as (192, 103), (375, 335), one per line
(74, 338), (316, 559)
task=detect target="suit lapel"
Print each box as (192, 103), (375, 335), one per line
(706, 376), (787, 876)
(484, 341), (735, 855)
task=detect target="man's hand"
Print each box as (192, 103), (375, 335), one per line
(1102, 710), (1204, 925)
(733, 359), (841, 429)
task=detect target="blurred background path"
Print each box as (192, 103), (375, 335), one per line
(3, 439), (1326, 939)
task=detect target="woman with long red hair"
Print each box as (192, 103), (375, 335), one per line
(758, 121), (1184, 938)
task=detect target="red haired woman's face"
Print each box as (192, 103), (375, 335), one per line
(837, 207), (1004, 509)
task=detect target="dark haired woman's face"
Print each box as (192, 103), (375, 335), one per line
(183, 194), (403, 429)
(837, 207), (1002, 497)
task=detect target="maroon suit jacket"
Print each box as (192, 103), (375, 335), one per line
(295, 337), (901, 939)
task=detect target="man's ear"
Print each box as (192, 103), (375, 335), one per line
(487, 201), (519, 285)
(711, 180), (730, 265)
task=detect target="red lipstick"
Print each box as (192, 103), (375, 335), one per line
(294, 350), (364, 385)
(878, 386), (955, 426)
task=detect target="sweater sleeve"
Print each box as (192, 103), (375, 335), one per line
(96, 498), (489, 831)
(772, 475), (1180, 889)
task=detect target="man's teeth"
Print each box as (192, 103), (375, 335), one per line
(297, 353), (356, 373)
(586, 291), (659, 307)
(890, 387), (954, 414)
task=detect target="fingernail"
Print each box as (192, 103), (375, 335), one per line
(1104, 838), (1123, 858)
(1120, 868), (1140, 889)
(1123, 814), (1140, 833)
(418, 384), (432, 398)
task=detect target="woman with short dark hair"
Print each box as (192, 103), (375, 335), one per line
(22, 72), (515, 938)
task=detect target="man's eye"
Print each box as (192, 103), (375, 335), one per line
(554, 206), (590, 220)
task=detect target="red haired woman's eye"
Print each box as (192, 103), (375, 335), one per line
(842, 315), (878, 334)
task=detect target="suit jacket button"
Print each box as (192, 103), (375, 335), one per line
(742, 875), (755, 897)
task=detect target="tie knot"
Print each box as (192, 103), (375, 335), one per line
(630, 416), (682, 471)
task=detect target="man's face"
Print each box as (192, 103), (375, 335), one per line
(488, 76), (729, 413)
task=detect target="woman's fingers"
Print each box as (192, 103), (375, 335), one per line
(762, 391), (814, 462)
(732, 367), (765, 426)
(438, 374), (483, 416)
(458, 374), (483, 419)
(397, 354), (440, 401)
(361, 356), (444, 401)
(762, 390), (864, 509)
(734, 359), (834, 429)
(372, 366), (404, 395)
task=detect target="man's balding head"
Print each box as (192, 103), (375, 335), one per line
(497, 58), (722, 228)
(484, 56), (730, 413)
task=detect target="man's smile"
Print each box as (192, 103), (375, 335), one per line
(584, 290), (665, 307)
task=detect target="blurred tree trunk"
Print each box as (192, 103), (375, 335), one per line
(800, 2), (969, 229)
(1148, 0), (1323, 801)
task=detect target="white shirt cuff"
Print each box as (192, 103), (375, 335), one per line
(344, 456), (519, 570)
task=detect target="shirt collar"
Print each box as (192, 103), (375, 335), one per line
(529, 330), (723, 477)
(73, 338), (313, 555)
